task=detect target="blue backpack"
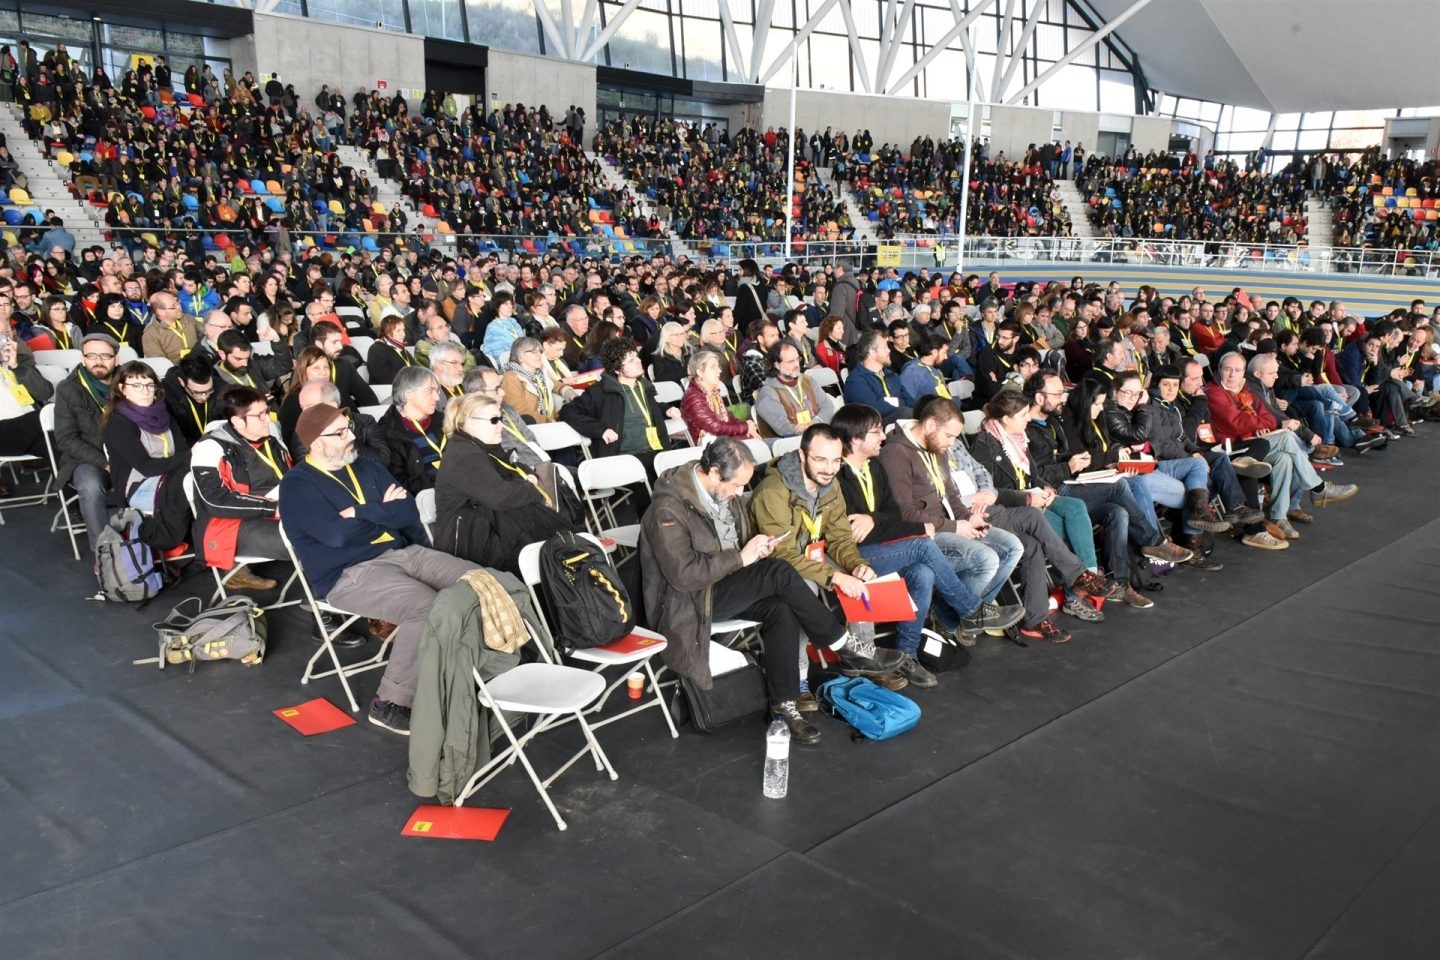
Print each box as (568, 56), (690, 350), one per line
(817, 676), (921, 741)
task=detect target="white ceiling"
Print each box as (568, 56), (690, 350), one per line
(1082, 0), (1440, 113)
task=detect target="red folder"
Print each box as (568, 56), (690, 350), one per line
(273, 698), (357, 736)
(834, 573), (917, 623)
(401, 805), (510, 841)
(597, 630), (666, 654)
(1117, 459), (1156, 474)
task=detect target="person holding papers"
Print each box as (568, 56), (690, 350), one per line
(831, 405), (1024, 687)
(640, 438), (896, 746)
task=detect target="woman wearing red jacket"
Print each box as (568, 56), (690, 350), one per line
(681, 348), (759, 444)
(814, 315), (847, 375)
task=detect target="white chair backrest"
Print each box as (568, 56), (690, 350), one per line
(742, 438), (773, 465)
(805, 366), (839, 393)
(140, 356), (174, 379)
(529, 420), (589, 454)
(962, 409), (984, 436)
(578, 454), (649, 493)
(349, 335), (376, 355)
(415, 487), (437, 524)
(370, 383), (393, 404)
(950, 379), (976, 401)
(39, 402), (56, 432)
(358, 404), (388, 421)
(249, 339), (274, 356)
(770, 435), (803, 458)
(116, 345), (139, 364)
(334, 305), (365, 322)
(32, 348), (81, 372)
(653, 446), (703, 475)
(38, 365), (67, 386)
(652, 379), (683, 405)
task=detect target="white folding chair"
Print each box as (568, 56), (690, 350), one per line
(0, 420), (52, 521)
(249, 339), (274, 356)
(742, 437), (773, 466)
(349, 335), (376, 356)
(653, 446), (703, 475)
(454, 618), (616, 830)
(949, 379), (976, 401)
(32, 348), (81, 372)
(962, 409), (984, 436)
(334, 305), (367, 334)
(37, 365), (67, 387)
(517, 538), (678, 739)
(805, 366), (840, 396)
(39, 404), (82, 560)
(577, 454), (650, 560)
(278, 522), (388, 712)
(415, 487), (436, 543)
(651, 380), (683, 405)
(140, 356), (174, 379)
(370, 382), (393, 404)
(529, 420), (593, 460)
(358, 403), (388, 421)
(769, 435), (803, 458)
(181, 473), (298, 610)
(116, 345), (139, 364)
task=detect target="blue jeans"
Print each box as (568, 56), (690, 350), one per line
(1153, 457), (1207, 534)
(860, 536), (982, 655)
(934, 526), (1021, 606)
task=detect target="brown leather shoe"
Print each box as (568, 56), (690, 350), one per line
(226, 566), (277, 592)
(795, 691), (819, 713)
(1286, 509), (1314, 524)
(1310, 443), (1340, 460)
(874, 671), (910, 692)
(1263, 520), (1287, 540)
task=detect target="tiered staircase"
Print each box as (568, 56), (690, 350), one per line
(1053, 179), (1097, 239)
(0, 107), (107, 248)
(1305, 195), (1334, 251)
(333, 142), (437, 235)
(590, 151), (691, 260)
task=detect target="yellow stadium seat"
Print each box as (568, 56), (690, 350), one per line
(55, 150), (73, 167)
(1406, 188), (1418, 197)
(372, 201), (387, 215)
(328, 199), (344, 216)
(9, 187), (30, 205)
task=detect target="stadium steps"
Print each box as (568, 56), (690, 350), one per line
(1053, 179), (1097, 239)
(1306, 195), (1334, 251)
(840, 189), (881, 244)
(332, 143), (438, 234)
(589, 151), (691, 259)
(0, 107), (108, 248)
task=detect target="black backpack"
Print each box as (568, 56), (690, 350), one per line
(537, 531), (635, 650)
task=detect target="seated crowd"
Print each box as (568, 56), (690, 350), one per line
(843, 138), (1072, 240)
(6, 226), (1436, 759)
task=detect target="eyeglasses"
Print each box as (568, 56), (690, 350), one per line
(470, 415), (504, 425)
(82, 352), (115, 360)
(1116, 389), (1141, 398)
(123, 381), (156, 391)
(317, 426), (354, 439)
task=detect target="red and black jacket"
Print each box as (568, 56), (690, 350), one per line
(190, 422), (291, 568)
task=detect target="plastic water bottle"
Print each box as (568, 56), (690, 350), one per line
(762, 718), (790, 799)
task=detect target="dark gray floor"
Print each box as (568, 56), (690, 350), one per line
(3, 436), (1438, 960)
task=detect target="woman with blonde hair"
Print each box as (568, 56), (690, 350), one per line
(650, 320), (690, 383)
(680, 348), (758, 444)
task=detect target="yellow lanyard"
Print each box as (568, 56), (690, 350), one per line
(799, 505), (822, 541)
(1135, 352), (1146, 382)
(571, 336), (584, 354)
(488, 453), (552, 507)
(725, 333), (738, 353)
(929, 367), (951, 399)
(328, 361), (337, 383)
(169, 321), (189, 351)
(252, 439), (284, 481)
(501, 410), (528, 443)
(312, 460), (394, 542)
(853, 461), (876, 512)
(919, 452), (948, 499)
(994, 353), (1012, 371)
(408, 418), (447, 462)
(155, 430), (172, 458)
(53, 324), (72, 349)
(77, 372), (105, 407)
(231, 368), (257, 388)
(877, 369), (891, 397)
(103, 319), (127, 342)
(185, 397), (205, 436)
(784, 382), (808, 411)
(624, 382), (653, 427)
(1091, 420), (1109, 453)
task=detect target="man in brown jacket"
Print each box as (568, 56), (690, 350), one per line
(639, 438), (893, 744)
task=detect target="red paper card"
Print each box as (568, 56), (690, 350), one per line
(273, 697), (357, 736)
(835, 573), (918, 623)
(598, 630), (666, 654)
(401, 805), (510, 841)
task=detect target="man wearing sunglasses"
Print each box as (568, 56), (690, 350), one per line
(280, 403), (478, 737)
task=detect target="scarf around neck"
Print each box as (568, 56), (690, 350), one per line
(982, 417), (1031, 476)
(76, 367), (112, 405)
(118, 398), (172, 435)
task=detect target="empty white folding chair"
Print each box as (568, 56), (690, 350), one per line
(181, 473), (298, 610)
(651, 380), (683, 405)
(949, 379), (976, 401)
(653, 446), (703, 476)
(39, 404), (82, 560)
(278, 523), (388, 712)
(741, 437), (773, 467)
(349, 335), (376, 356)
(454, 619), (617, 830)
(37, 366), (67, 387)
(804, 366), (840, 396)
(518, 539), (677, 739)
(140, 356), (174, 379)
(334, 305), (367, 334)
(529, 420), (592, 460)
(415, 487), (436, 544)
(769, 435), (803, 458)
(358, 403), (388, 422)
(962, 409), (984, 436)
(31, 348), (81, 372)
(577, 454), (650, 559)
(369, 382), (393, 404)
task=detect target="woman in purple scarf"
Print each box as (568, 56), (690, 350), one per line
(102, 361), (189, 512)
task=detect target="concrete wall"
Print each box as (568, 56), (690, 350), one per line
(988, 104), (1055, 161)
(249, 13), (425, 108)
(1064, 113), (1101, 158)
(761, 88), (950, 150)
(1130, 115), (1173, 155)
(486, 51), (597, 141)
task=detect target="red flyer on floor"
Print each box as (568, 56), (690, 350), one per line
(273, 698), (357, 736)
(401, 805), (510, 841)
(598, 629), (666, 654)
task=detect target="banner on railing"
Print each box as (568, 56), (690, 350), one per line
(875, 244), (902, 267)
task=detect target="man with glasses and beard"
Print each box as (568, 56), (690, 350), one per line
(279, 403), (479, 737)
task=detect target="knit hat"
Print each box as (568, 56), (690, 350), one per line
(80, 332), (120, 353)
(295, 403), (346, 451)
